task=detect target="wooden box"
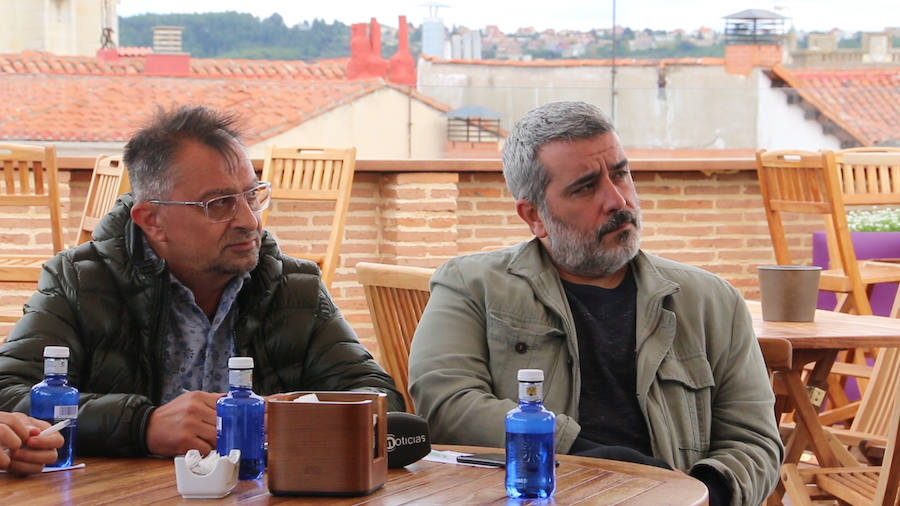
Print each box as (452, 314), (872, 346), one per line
(267, 391), (387, 496)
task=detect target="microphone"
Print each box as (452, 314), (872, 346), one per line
(386, 412), (431, 468)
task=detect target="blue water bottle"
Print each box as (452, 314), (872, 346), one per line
(505, 368), (555, 499)
(216, 357), (265, 480)
(30, 345), (78, 468)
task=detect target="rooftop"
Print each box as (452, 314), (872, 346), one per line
(770, 65), (900, 145)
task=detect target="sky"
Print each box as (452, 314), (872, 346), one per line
(116, 0), (899, 34)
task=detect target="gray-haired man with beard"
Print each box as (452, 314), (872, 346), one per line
(408, 101), (782, 505)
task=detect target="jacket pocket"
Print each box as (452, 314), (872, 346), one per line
(486, 310), (565, 401)
(655, 353), (715, 464)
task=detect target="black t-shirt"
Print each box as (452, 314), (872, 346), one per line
(561, 268), (653, 456)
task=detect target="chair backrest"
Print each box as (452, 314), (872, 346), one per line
(834, 147), (900, 207)
(76, 155), (130, 245)
(0, 142), (63, 253)
(826, 148), (900, 271)
(261, 146), (357, 289)
(852, 346), (900, 438)
(756, 149), (870, 313)
(356, 262), (434, 413)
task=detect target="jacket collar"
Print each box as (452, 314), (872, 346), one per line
(506, 237), (680, 344)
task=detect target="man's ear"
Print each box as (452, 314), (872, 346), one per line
(515, 198), (548, 238)
(131, 202), (167, 243)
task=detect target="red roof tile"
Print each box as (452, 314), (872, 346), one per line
(0, 49), (461, 145)
(0, 51), (350, 81)
(772, 65), (900, 146)
(0, 73), (386, 144)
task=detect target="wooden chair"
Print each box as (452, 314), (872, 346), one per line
(0, 143), (63, 282)
(356, 262), (434, 414)
(260, 146), (356, 289)
(822, 347), (900, 452)
(756, 149), (900, 317)
(831, 147), (900, 317)
(758, 337), (793, 426)
(76, 155), (130, 245)
(782, 365), (900, 506)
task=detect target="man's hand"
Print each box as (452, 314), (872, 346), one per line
(146, 391), (224, 457)
(0, 412), (64, 475)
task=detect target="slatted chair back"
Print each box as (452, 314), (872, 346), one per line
(260, 146), (356, 289)
(849, 347), (900, 441)
(835, 147), (900, 206)
(0, 143), (63, 281)
(819, 148), (900, 290)
(356, 262), (433, 414)
(76, 155), (130, 245)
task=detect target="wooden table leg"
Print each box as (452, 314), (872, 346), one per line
(782, 351), (841, 468)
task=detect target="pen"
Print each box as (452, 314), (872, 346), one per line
(1, 419), (70, 456)
(38, 419), (71, 437)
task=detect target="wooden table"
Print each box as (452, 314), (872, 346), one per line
(0, 445), (708, 505)
(748, 300), (900, 470)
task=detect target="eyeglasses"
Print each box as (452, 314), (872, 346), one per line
(149, 182), (272, 223)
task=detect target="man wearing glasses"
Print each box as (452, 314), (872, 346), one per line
(0, 106), (403, 458)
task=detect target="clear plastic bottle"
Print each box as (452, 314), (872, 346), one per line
(216, 356), (265, 480)
(505, 368), (555, 499)
(30, 345), (78, 468)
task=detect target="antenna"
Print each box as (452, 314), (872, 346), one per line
(420, 2), (450, 20)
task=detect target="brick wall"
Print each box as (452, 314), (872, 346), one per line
(1, 163), (823, 359)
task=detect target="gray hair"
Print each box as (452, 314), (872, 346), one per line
(123, 105), (245, 202)
(502, 101), (615, 210)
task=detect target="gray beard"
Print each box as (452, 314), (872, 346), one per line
(542, 208), (642, 278)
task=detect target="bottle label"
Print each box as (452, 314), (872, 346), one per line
(519, 381), (543, 403)
(53, 405), (78, 419)
(44, 358), (67, 376)
(229, 369), (252, 389)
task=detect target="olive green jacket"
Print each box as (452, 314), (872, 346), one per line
(409, 238), (783, 505)
(0, 194), (403, 457)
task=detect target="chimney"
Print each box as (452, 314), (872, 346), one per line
(387, 15), (417, 86)
(367, 18), (388, 76)
(722, 9), (786, 74)
(145, 26), (190, 76)
(347, 18), (387, 79)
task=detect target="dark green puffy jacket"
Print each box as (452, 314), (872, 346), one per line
(0, 194), (403, 456)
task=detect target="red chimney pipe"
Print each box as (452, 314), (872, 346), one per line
(387, 15), (416, 86)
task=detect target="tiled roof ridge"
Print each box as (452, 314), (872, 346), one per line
(421, 54), (726, 67)
(0, 51), (350, 80)
(771, 64), (873, 145)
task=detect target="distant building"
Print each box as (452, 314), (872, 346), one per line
(450, 31), (481, 60)
(0, 0), (118, 56)
(786, 31), (900, 67)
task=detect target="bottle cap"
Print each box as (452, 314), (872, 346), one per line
(228, 357), (254, 369)
(43, 346), (70, 358)
(517, 369), (543, 382)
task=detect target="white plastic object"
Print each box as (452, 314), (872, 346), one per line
(517, 369), (543, 382)
(174, 449), (241, 499)
(43, 346), (69, 358)
(228, 357), (253, 369)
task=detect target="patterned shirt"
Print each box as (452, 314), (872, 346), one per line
(142, 239), (248, 404)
